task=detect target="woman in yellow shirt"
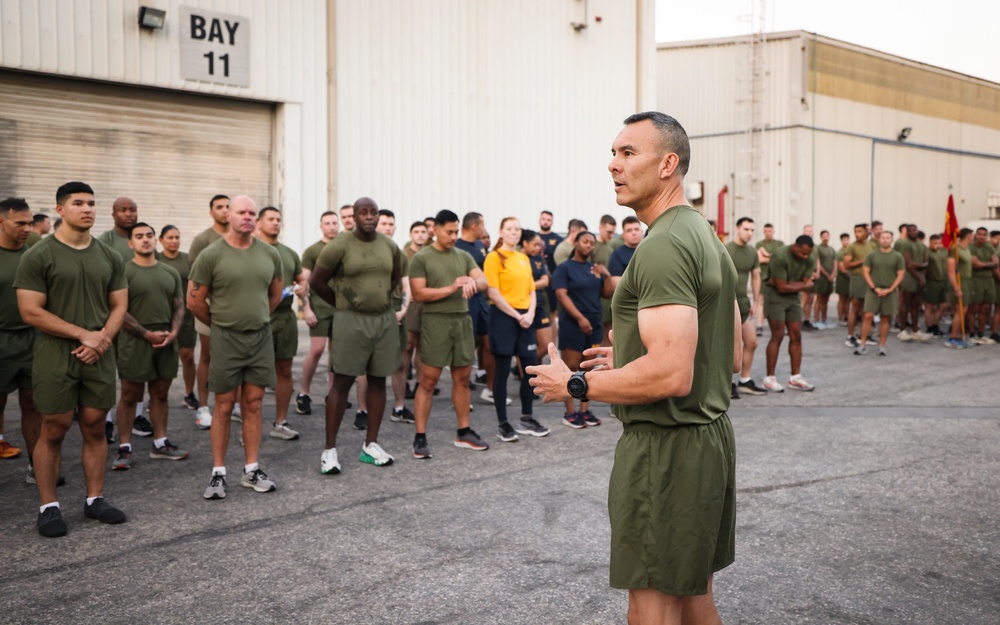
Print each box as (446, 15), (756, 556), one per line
(484, 218), (550, 442)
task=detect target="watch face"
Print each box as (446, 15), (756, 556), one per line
(568, 375), (586, 397)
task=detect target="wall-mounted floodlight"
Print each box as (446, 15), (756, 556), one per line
(897, 127), (912, 142)
(138, 7), (166, 30)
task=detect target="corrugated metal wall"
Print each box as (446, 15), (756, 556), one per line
(332, 0), (645, 237)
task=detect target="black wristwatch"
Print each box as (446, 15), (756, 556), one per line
(567, 370), (589, 401)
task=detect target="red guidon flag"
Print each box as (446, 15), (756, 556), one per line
(942, 194), (960, 249)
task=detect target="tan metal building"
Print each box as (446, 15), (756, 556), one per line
(657, 31), (1000, 240)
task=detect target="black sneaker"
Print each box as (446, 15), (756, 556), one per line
(353, 410), (368, 431)
(182, 393), (200, 410)
(731, 383), (740, 399)
(802, 320), (815, 330)
(755, 327), (763, 337)
(474, 372), (486, 385)
(105, 420), (114, 444)
(84, 498), (127, 524)
(132, 415), (153, 437)
(736, 379), (767, 396)
(390, 406), (415, 424)
(37, 507), (68, 538)
(580, 410), (602, 427)
(496, 421), (519, 442)
(295, 393), (312, 415)
(845, 335), (860, 348)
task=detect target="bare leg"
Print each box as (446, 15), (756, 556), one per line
(210, 388), (237, 468)
(363, 376), (387, 445)
(147, 378), (172, 439)
(765, 319), (786, 376)
(79, 406), (111, 498)
(787, 321), (803, 375)
(274, 358), (293, 424)
(391, 367), (406, 410)
(196, 333), (211, 406)
(414, 366), (444, 434)
(116, 380), (145, 447)
(239, 383), (265, 465)
(179, 347), (196, 396)
(324, 373), (355, 449)
(859, 312), (874, 347)
(740, 320), (758, 378)
(34, 411), (73, 505)
(879, 315), (891, 347)
(19, 389), (41, 460)
(300, 336), (328, 397)
(356, 375), (368, 413)
(449, 366), (472, 429)
(535, 326), (553, 364)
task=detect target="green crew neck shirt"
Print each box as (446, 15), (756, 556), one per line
(409, 246), (477, 314)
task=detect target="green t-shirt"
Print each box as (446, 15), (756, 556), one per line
(271, 241), (302, 313)
(835, 247), (848, 277)
(188, 238), (282, 331)
(913, 241), (928, 265)
(26, 231), (42, 248)
(755, 239), (783, 281)
(188, 227), (224, 264)
(125, 261), (182, 326)
(301, 239), (335, 319)
(14, 236), (127, 333)
(553, 238), (575, 265)
(863, 249), (905, 288)
(97, 229), (133, 261)
(816, 243), (836, 274)
(724, 241), (759, 310)
(926, 248), (948, 281)
(844, 241), (871, 276)
(610, 234), (626, 250)
(409, 245), (477, 314)
(969, 242), (997, 278)
(0, 246), (29, 330)
(593, 239), (613, 322)
(768, 245), (813, 300)
(611, 206), (736, 428)
(393, 254), (410, 311)
(315, 232), (402, 314)
(955, 246), (973, 280)
(156, 251), (193, 324)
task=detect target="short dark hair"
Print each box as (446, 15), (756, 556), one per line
(567, 219), (588, 231)
(519, 229), (539, 247)
(959, 228), (973, 239)
(32, 213), (49, 224)
(540, 210), (553, 217)
(320, 210), (337, 220)
(820, 230), (829, 236)
(56, 181), (94, 205)
(622, 216), (641, 227)
(975, 226), (988, 234)
(763, 223), (774, 229)
(435, 209), (459, 226)
(871, 220), (882, 228)
(794, 235), (815, 248)
(340, 204), (354, 212)
(128, 222), (155, 238)
(209, 194), (229, 208)
(378, 209), (395, 219)
(735, 216), (754, 227)
(600, 214), (617, 227)
(990, 230), (1000, 237)
(840, 232), (850, 239)
(53, 217), (62, 230)
(160, 224), (179, 238)
(622, 111), (690, 176)
(899, 223), (909, 232)
(409, 221), (426, 232)
(461, 212), (483, 230)
(257, 206), (281, 221)
(929, 234), (942, 241)
(855, 223), (869, 230)
(917, 230), (926, 240)
(0, 197), (30, 215)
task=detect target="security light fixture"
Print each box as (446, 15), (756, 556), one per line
(897, 127), (912, 142)
(138, 6), (166, 30)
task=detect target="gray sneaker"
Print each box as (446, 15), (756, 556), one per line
(454, 429), (489, 451)
(513, 417), (551, 437)
(412, 437), (433, 459)
(149, 440), (189, 460)
(241, 468), (276, 493)
(111, 447), (133, 471)
(496, 421), (519, 443)
(269, 422), (300, 440)
(203, 473), (227, 500)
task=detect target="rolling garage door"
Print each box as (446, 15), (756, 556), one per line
(0, 71), (273, 250)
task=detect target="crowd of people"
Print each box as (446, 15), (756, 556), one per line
(2, 178), (998, 540)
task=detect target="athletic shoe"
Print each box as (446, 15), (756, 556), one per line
(581, 410), (602, 427)
(149, 440), (189, 460)
(479, 389), (512, 406)
(787, 376), (815, 392)
(295, 393), (312, 415)
(890, 323), (902, 334)
(978, 335), (996, 345)
(412, 437), (433, 459)
(183, 393), (200, 410)
(37, 507), (68, 538)
(203, 474), (227, 499)
(240, 467), (276, 492)
(854, 346), (867, 356)
(913, 330), (933, 341)
(269, 422), (300, 440)
(454, 429), (489, 451)
(0, 440), (22, 458)
(562, 412), (587, 429)
(838, 319), (847, 326)
(897, 329), (913, 342)
(321, 448), (341, 474)
(353, 411), (368, 430)
(230, 404), (242, 423)
(761, 376), (784, 393)
(131, 414), (153, 437)
(878, 346), (888, 356)
(474, 372), (487, 385)
(514, 417), (550, 437)
(845, 336), (860, 348)
(755, 327), (763, 337)
(865, 336), (878, 346)
(496, 422), (519, 442)
(389, 406), (415, 424)
(737, 379), (767, 396)
(196, 406), (212, 430)
(360, 441), (395, 466)
(111, 447), (133, 471)
(991, 333), (1000, 343)
(26, 466), (65, 486)
(731, 383), (740, 399)
(802, 320), (815, 330)
(105, 420), (115, 444)
(968, 335), (983, 345)
(84, 497), (127, 524)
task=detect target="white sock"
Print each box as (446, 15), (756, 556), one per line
(790, 374), (802, 381)
(40, 502), (60, 513)
(739, 377), (751, 384)
(136, 401), (144, 416)
(119, 443), (132, 451)
(86, 496), (101, 505)
(106, 410), (115, 423)
(153, 437), (167, 447)
(244, 462), (258, 474)
(212, 466), (226, 476)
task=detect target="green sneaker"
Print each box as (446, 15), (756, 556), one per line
(359, 441), (394, 466)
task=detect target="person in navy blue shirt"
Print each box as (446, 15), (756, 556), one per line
(608, 215), (644, 281)
(551, 231), (613, 428)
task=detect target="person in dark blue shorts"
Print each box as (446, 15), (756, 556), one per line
(521, 229), (553, 363)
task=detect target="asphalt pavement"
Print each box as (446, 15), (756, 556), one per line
(1, 320), (998, 624)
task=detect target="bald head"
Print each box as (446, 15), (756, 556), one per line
(353, 196), (379, 236)
(228, 195), (258, 235)
(111, 196), (137, 231)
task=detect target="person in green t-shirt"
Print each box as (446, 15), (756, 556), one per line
(800, 225), (821, 329)
(923, 234), (949, 335)
(407, 209), (489, 459)
(945, 228), (975, 348)
(528, 113), (740, 619)
(834, 232), (851, 324)
(968, 228), (999, 342)
(157, 225), (198, 410)
(296, 210), (340, 414)
(857, 230), (906, 355)
(402, 220), (429, 402)
(811, 230), (837, 329)
(112, 223), (187, 471)
(725, 217), (765, 397)
(991, 230), (1000, 342)
(255, 207), (308, 442)
(14, 181), (129, 537)
(763, 236), (817, 392)
(309, 197), (403, 474)
(96, 197), (137, 261)
(188, 195), (284, 501)
(754, 224), (783, 334)
(26, 213), (51, 249)
(375, 209), (414, 424)
(593, 214), (617, 346)
(0, 198), (41, 472)
(893, 224), (929, 340)
(841, 223), (872, 347)
(187, 194), (230, 427)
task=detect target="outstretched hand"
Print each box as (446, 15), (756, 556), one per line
(525, 343), (571, 403)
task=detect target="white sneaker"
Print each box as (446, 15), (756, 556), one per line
(897, 329), (913, 342)
(231, 403), (242, 423)
(761, 376), (784, 393)
(360, 441), (394, 466)
(269, 422), (300, 440)
(978, 335), (996, 345)
(320, 448), (341, 474)
(914, 331), (933, 341)
(480, 389), (512, 406)
(787, 376), (815, 392)
(196, 406), (212, 430)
